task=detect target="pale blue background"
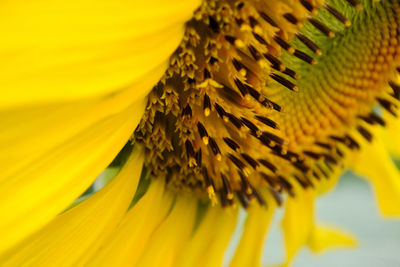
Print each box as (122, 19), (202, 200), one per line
(224, 172), (400, 267)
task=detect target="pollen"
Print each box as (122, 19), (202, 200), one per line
(135, 0), (400, 207)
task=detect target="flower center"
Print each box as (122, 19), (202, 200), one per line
(135, 0), (400, 207)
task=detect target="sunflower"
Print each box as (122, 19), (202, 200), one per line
(1, 0), (400, 266)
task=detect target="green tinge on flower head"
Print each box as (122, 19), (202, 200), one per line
(276, 0), (400, 145)
(0, 0), (400, 267)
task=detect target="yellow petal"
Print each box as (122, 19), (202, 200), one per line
(352, 135), (400, 217)
(314, 165), (342, 196)
(0, 1), (200, 250)
(0, 100), (145, 254)
(229, 199), (276, 267)
(87, 179), (174, 267)
(1, 149), (144, 266)
(177, 206), (239, 267)
(380, 113), (400, 159)
(0, 64), (165, 181)
(281, 189), (315, 266)
(176, 205), (220, 267)
(135, 195), (198, 267)
(0, 0), (200, 107)
(199, 208), (238, 267)
(308, 225), (358, 253)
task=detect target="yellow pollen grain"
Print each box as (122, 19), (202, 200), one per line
(203, 136), (209, 145)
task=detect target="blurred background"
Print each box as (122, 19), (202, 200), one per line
(224, 172), (400, 267)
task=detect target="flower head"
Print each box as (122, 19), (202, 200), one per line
(137, 0), (400, 214)
(1, 0), (400, 266)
